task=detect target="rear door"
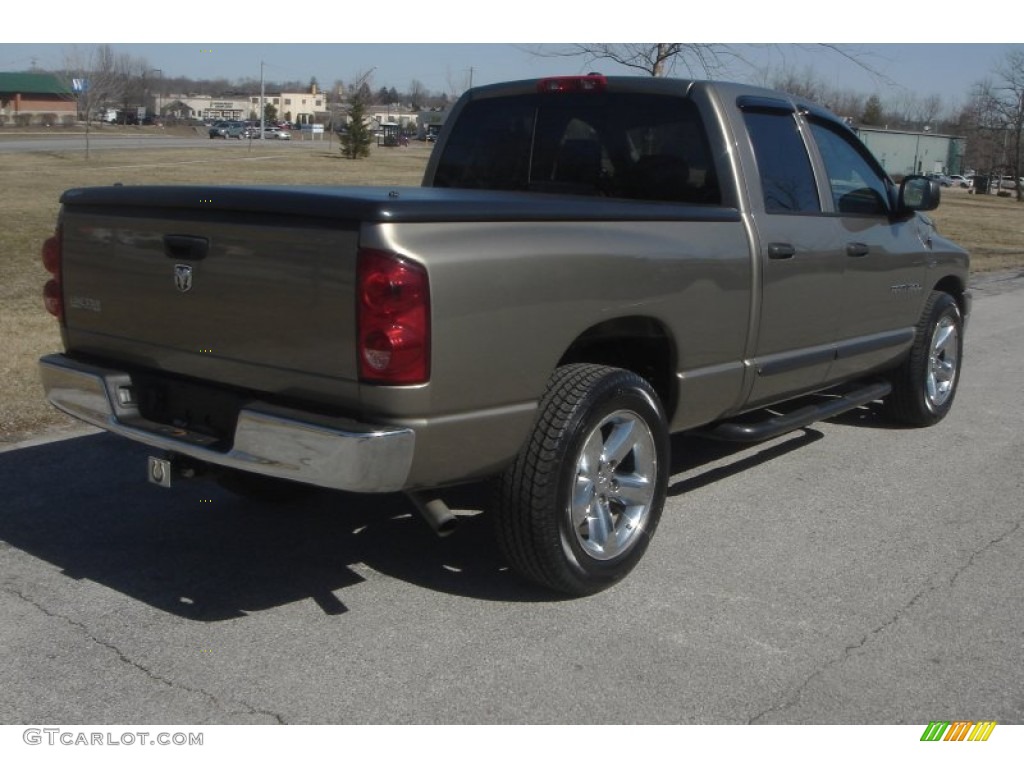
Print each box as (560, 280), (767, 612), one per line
(738, 99), (845, 407)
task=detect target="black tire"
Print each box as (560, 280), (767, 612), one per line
(495, 364), (670, 595)
(216, 468), (315, 504)
(883, 291), (964, 426)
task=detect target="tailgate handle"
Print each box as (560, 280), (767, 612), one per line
(164, 235), (209, 261)
(846, 242), (870, 258)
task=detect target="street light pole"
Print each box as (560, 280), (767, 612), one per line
(145, 68), (162, 121)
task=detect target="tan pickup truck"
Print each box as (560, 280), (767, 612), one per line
(39, 75), (970, 595)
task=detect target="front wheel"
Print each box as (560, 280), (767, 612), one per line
(883, 291), (964, 426)
(495, 364), (669, 595)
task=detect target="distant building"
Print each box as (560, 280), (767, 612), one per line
(856, 127), (967, 177)
(0, 72), (76, 125)
(417, 108), (448, 140)
(152, 95), (250, 122)
(154, 88), (329, 124)
(367, 105), (419, 132)
(249, 89), (327, 125)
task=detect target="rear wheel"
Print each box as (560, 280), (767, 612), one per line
(883, 291), (963, 426)
(495, 364), (669, 595)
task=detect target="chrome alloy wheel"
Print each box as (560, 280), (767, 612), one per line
(927, 314), (959, 409)
(570, 409), (658, 561)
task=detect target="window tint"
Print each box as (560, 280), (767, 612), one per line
(433, 93), (721, 205)
(742, 110), (820, 214)
(809, 121), (891, 216)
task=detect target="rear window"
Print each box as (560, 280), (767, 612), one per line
(433, 92), (721, 205)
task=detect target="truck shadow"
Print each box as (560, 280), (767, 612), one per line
(0, 425), (830, 618)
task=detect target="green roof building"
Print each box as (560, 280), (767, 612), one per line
(0, 72), (76, 125)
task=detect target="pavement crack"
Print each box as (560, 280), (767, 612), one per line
(3, 585), (287, 724)
(748, 518), (1022, 724)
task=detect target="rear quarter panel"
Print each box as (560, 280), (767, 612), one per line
(361, 215), (753, 486)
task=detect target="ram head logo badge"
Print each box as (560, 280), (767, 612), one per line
(174, 264), (194, 293)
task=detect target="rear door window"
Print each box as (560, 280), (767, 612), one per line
(742, 110), (820, 214)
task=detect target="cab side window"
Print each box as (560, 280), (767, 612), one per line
(808, 121), (891, 216)
(742, 110), (820, 214)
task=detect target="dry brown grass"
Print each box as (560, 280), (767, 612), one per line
(929, 188), (1024, 272)
(1, 140), (1021, 442)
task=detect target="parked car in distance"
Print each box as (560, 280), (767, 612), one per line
(947, 174), (971, 188)
(209, 121), (246, 139)
(262, 127), (291, 140)
(926, 172), (952, 187)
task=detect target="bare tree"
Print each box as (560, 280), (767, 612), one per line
(444, 67), (472, 102)
(407, 79), (427, 110)
(114, 52), (150, 124)
(979, 49), (1024, 201)
(59, 45), (123, 158)
(770, 67), (827, 101)
(530, 43), (894, 85)
(530, 43), (741, 78)
(959, 84), (1005, 177)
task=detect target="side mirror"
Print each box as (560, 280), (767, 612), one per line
(898, 175), (941, 212)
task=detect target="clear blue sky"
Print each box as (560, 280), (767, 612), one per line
(2, 4), (1018, 108)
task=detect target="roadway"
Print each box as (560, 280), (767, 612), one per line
(0, 133), (316, 153)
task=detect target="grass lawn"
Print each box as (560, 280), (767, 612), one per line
(1, 139), (1021, 442)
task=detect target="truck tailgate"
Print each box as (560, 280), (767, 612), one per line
(59, 203), (360, 401)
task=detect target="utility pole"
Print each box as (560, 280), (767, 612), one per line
(260, 60), (266, 140)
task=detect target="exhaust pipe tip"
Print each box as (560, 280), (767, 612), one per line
(407, 494), (459, 537)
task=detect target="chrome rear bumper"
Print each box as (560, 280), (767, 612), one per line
(38, 354), (414, 493)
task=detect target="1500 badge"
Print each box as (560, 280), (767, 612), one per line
(890, 283), (923, 295)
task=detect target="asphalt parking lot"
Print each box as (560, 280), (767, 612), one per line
(1, 272), (1022, 727)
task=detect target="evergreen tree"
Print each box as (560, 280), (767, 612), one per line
(861, 95), (884, 126)
(341, 89), (373, 159)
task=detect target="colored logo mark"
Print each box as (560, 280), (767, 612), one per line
(920, 721), (997, 742)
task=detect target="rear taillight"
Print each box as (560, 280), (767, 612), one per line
(41, 225), (63, 322)
(537, 75), (607, 93)
(357, 248), (430, 385)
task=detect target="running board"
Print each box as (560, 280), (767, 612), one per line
(700, 380), (892, 443)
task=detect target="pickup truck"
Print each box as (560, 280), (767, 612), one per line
(38, 75), (970, 595)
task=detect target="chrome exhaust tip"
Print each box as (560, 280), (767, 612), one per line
(406, 493), (459, 537)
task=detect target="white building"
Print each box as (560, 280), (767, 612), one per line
(156, 88), (328, 124)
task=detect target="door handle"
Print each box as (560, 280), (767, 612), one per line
(767, 242), (796, 260)
(846, 242), (870, 257)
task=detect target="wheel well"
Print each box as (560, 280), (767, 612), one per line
(933, 275), (967, 312)
(557, 317), (677, 420)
